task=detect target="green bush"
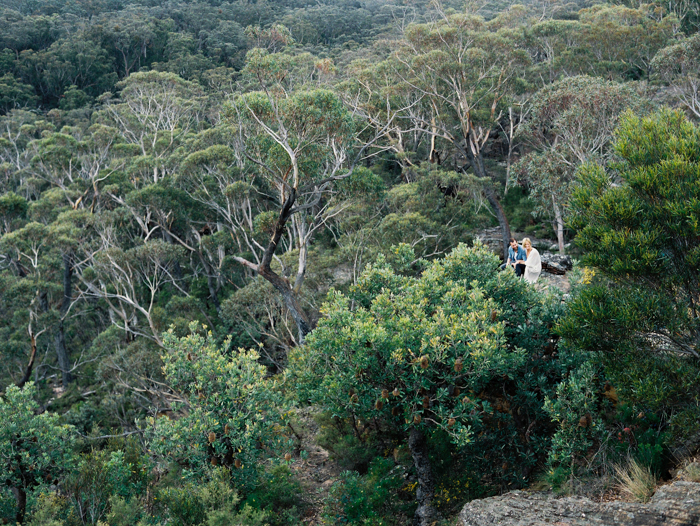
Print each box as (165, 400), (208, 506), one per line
(64, 449), (133, 525)
(159, 485), (207, 526)
(0, 383), (76, 524)
(245, 465), (305, 526)
(104, 496), (143, 526)
(292, 243), (569, 519)
(26, 492), (67, 526)
(158, 469), (270, 526)
(544, 361), (608, 482)
(149, 323), (288, 491)
(321, 458), (412, 526)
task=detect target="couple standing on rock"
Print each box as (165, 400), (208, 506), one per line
(500, 237), (541, 284)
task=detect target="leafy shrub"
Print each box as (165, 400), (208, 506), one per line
(104, 496), (143, 526)
(544, 361), (607, 481)
(158, 469), (269, 526)
(149, 323), (288, 491)
(244, 465), (305, 526)
(0, 383), (76, 524)
(26, 492), (67, 526)
(321, 458), (412, 526)
(64, 449), (133, 525)
(159, 485), (207, 526)
(292, 243), (569, 519)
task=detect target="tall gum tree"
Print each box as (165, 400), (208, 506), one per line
(652, 32), (700, 120)
(515, 76), (645, 253)
(390, 7), (531, 258)
(220, 49), (367, 343)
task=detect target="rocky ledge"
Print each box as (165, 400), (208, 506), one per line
(540, 253), (573, 276)
(459, 481), (700, 526)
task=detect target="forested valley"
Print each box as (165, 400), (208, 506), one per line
(2, 0), (700, 524)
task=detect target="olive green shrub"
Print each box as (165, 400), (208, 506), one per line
(149, 323), (288, 491)
(290, 243), (568, 521)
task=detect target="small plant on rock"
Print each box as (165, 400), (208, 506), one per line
(615, 458), (656, 503)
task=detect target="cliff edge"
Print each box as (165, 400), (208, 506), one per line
(459, 481), (700, 526)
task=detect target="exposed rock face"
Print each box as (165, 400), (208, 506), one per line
(459, 481), (700, 526)
(540, 252), (573, 275)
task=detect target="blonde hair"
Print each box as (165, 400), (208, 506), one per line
(521, 238), (532, 248)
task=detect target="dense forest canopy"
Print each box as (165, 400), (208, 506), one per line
(1, 0), (700, 525)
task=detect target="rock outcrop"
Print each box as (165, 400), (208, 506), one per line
(539, 253), (573, 276)
(459, 481), (700, 526)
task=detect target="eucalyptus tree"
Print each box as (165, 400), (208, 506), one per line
(577, 4), (677, 80)
(0, 73), (37, 114)
(0, 111), (55, 194)
(76, 212), (187, 346)
(339, 57), (430, 179)
(90, 8), (165, 78)
(188, 48), (373, 343)
(515, 76), (644, 253)
(0, 218), (79, 388)
(652, 32), (700, 120)
(388, 7), (531, 257)
(99, 71), (205, 186)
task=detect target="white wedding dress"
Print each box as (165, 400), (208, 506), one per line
(524, 248), (542, 284)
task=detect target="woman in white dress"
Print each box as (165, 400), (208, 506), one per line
(516, 238), (541, 284)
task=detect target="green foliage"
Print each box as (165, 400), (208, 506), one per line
(0, 383), (75, 523)
(149, 323), (287, 490)
(566, 109), (700, 420)
(105, 496), (142, 526)
(244, 465), (305, 526)
(544, 361), (606, 479)
(291, 244), (518, 447)
(515, 76), (646, 245)
(159, 468), (270, 526)
(159, 485), (207, 526)
(26, 492), (67, 526)
(321, 458), (411, 526)
(64, 449), (135, 525)
(292, 243), (567, 492)
(0, 73), (37, 113)
(652, 32), (700, 119)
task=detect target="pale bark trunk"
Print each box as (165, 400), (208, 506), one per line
(553, 198), (565, 255)
(54, 253), (73, 387)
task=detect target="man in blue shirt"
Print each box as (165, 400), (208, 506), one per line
(500, 238), (526, 277)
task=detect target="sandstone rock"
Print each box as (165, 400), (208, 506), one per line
(540, 252), (573, 275)
(459, 481), (700, 526)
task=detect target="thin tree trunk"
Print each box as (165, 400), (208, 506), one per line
(464, 142), (511, 260)
(17, 333), (37, 389)
(206, 274), (221, 315)
(12, 486), (26, 525)
(409, 427), (438, 526)
(553, 197), (565, 255)
(256, 188), (313, 343)
(55, 254), (72, 387)
(258, 265), (312, 343)
(484, 186), (511, 261)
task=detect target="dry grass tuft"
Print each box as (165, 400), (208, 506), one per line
(614, 458), (657, 503)
(685, 462), (700, 482)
